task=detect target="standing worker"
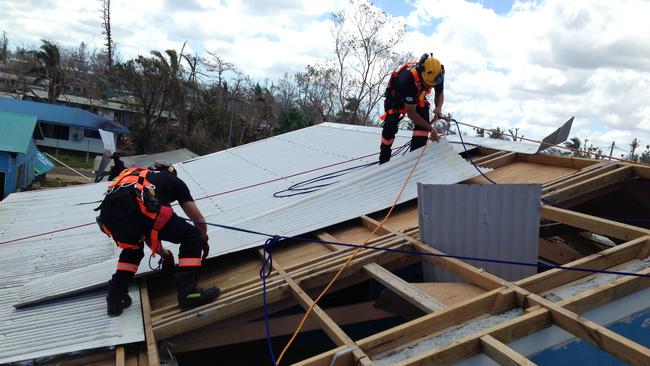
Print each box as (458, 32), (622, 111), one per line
(96, 161), (220, 315)
(379, 53), (445, 164)
(107, 152), (126, 181)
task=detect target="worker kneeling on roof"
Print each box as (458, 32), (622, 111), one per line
(95, 161), (220, 315)
(379, 53), (445, 164)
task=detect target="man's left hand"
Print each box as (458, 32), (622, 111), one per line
(202, 239), (210, 260)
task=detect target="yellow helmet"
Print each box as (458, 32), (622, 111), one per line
(418, 53), (443, 87)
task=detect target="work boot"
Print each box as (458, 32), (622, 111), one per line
(106, 273), (133, 316)
(175, 270), (221, 311)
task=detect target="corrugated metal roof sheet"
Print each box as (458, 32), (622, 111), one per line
(0, 97), (129, 134)
(92, 148), (200, 173)
(0, 123), (484, 362)
(447, 134), (540, 154)
(418, 183), (541, 282)
(0, 286), (142, 364)
(0, 111), (37, 154)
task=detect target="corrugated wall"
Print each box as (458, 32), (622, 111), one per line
(419, 183), (541, 282)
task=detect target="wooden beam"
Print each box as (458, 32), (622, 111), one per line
(477, 152), (517, 169)
(559, 267), (650, 314)
(152, 235), (408, 320)
(472, 150), (508, 165)
(361, 215), (506, 291)
(411, 240), (506, 291)
(314, 231), (343, 251)
(528, 293), (650, 366)
(542, 162), (618, 194)
(543, 166), (634, 204)
(541, 161), (611, 190)
(51, 351), (114, 365)
(517, 153), (597, 170)
(292, 346), (354, 366)
(360, 289), (516, 356)
(541, 205), (650, 241)
(168, 301), (393, 352)
(115, 346), (125, 366)
(360, 215), (392, 236)
(139, 279), (160, 366)
(153, 239), (412, 340)
(516, 236), (649, 293)
(256, 249), (372, 366)
(389, 308), (549, 366)
(632, 165), (650, 179)
(480, 335), (537, 366)
(363, 262), (445, 313)
(538, 238), (582, 264)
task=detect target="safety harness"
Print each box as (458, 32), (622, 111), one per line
(380, 62), (433, 121)
(97, 167), (173, 256)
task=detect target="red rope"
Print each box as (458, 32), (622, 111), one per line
(0, 151), (380, 245)
(0, 222), (96, 245)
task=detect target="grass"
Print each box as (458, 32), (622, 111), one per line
(43, 150), (98, 169)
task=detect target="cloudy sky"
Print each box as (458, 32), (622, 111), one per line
(2, 0), (649, 155)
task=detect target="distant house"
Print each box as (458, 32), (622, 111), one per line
(26, 90), (176, 128)
(0, 111), (54, 199)
(27, 89), (142, 127)
(0, 97), (129, 154)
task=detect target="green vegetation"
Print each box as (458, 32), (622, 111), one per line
(47, 150), (96, 169)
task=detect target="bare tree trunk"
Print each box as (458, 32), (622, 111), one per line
(102, 0), (114, 69)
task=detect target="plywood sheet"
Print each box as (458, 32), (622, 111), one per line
(466, 161), (575, 185)
(411, 283), (486, 307)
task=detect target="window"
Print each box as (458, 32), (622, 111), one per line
(84, 129), (101, 139)
(41, 123), (70, 140)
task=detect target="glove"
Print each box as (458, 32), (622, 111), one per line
(162, 249), (175, 273)
(202, 238), (210, 260)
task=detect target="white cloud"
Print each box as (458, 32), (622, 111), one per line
(1, 0), (649, 151)
(0, 0), (344, 78)
(401, 0), (650, 150)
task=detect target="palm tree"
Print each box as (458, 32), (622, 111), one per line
(29, 40), (65, 103)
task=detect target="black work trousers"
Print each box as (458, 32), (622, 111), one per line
(379, 104), (430, 164)
(113, 213), (204, 285)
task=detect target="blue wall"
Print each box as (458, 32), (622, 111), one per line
(0, 151), (17, 198)
(0, 140), (37, 198)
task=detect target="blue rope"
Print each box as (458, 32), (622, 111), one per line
(183, 216), (650, 365)
(260, 235), (281, 366)
(272, 141), (412, 198)
(452, 118), (497, 184)
(184, 217), (650, 280)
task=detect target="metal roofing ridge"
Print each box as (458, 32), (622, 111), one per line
(321, 121), (412, 137)
(179, 122), (386, 165)
(446, 134), (540, 153)
(179, 125), (327, 164)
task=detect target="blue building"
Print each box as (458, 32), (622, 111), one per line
(0, 111), (54, 199)
(0, 97), (129, 154)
